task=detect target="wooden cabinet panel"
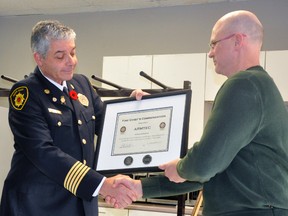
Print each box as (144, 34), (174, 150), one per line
(0, 107), (14, 196)
(152, 54), (206, 148)
(204, 51), (266, 101)
(265, 50), (288, 101)
(129, 209), (176, 216)
(99, 207), (128, 216)
(204, 55), (227, 101)
(102, 55), (153, 89)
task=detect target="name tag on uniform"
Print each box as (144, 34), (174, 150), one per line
(48, 108), (62, 115)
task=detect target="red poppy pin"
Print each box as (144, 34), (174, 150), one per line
(69, 90), (78, 100)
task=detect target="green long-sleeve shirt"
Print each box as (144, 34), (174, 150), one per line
(142, 66), (288, 216)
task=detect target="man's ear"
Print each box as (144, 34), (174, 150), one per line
(234, 33), (245, 47)
(33, 52), (43, 66)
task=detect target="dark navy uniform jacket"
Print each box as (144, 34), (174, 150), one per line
(0, 67), (105, 216)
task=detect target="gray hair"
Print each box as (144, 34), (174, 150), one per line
(31, 20), (76, 58)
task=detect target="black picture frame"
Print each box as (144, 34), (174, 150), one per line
(95, 89), (191, 174)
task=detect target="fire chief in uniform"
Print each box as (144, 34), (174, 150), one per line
(0, 20), (137, 216)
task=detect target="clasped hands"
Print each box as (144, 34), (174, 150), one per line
(102, 158), (186, 208)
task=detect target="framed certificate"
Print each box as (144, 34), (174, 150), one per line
(95, 89), (192, 174)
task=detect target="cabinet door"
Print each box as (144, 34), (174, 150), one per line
(204, 54), (227, 101)
(0, 107), (14, 196)
(99, 207), (128, 216)
(102, 55), (153, 89)
(265, 50), (288, 101)
(152, 53), (206, 147)
(129, 210), (176, 216)
(205, 51), (266, 101)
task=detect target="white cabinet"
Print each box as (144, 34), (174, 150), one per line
(99, 208), (191, 216)
(204, 54), (227, 101)
(265, 50), (288, 101)
(0, 107), (14, 196)
(151, 54), (206, 147)
(129, 210), (176, 216)
(102, 54), (206, 148)
(204, 51), (266, 101)
(102, 55), (153, 89)
(99, 207), (128, 216)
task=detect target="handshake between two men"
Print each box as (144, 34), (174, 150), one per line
(99, 158), (185, 209)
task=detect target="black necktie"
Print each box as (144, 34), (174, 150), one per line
(63, 87), (69, 96)
(63, 86), (73, 108)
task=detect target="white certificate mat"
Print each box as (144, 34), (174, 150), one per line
(95, 89), (191, 174)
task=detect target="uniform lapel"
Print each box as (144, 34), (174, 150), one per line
(34, 67), (74, 110)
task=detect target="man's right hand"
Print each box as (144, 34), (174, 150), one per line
(104, 176), (143, 208)
(99, 174), (138, 209)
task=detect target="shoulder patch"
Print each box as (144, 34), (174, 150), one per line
(10, 86), (29, 110)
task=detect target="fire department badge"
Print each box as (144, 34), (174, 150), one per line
(10, 86), (29, 110)
(77, 93), (89, 107)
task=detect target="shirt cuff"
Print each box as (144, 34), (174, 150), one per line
(92, 176), (106, 197)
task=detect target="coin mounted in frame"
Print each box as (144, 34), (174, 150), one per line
(124, 156), (133, 166)
(95, 89), (191, 174)
(142, 155), (152, 165)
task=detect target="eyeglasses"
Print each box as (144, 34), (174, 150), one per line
(209, 33), (236, 49)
